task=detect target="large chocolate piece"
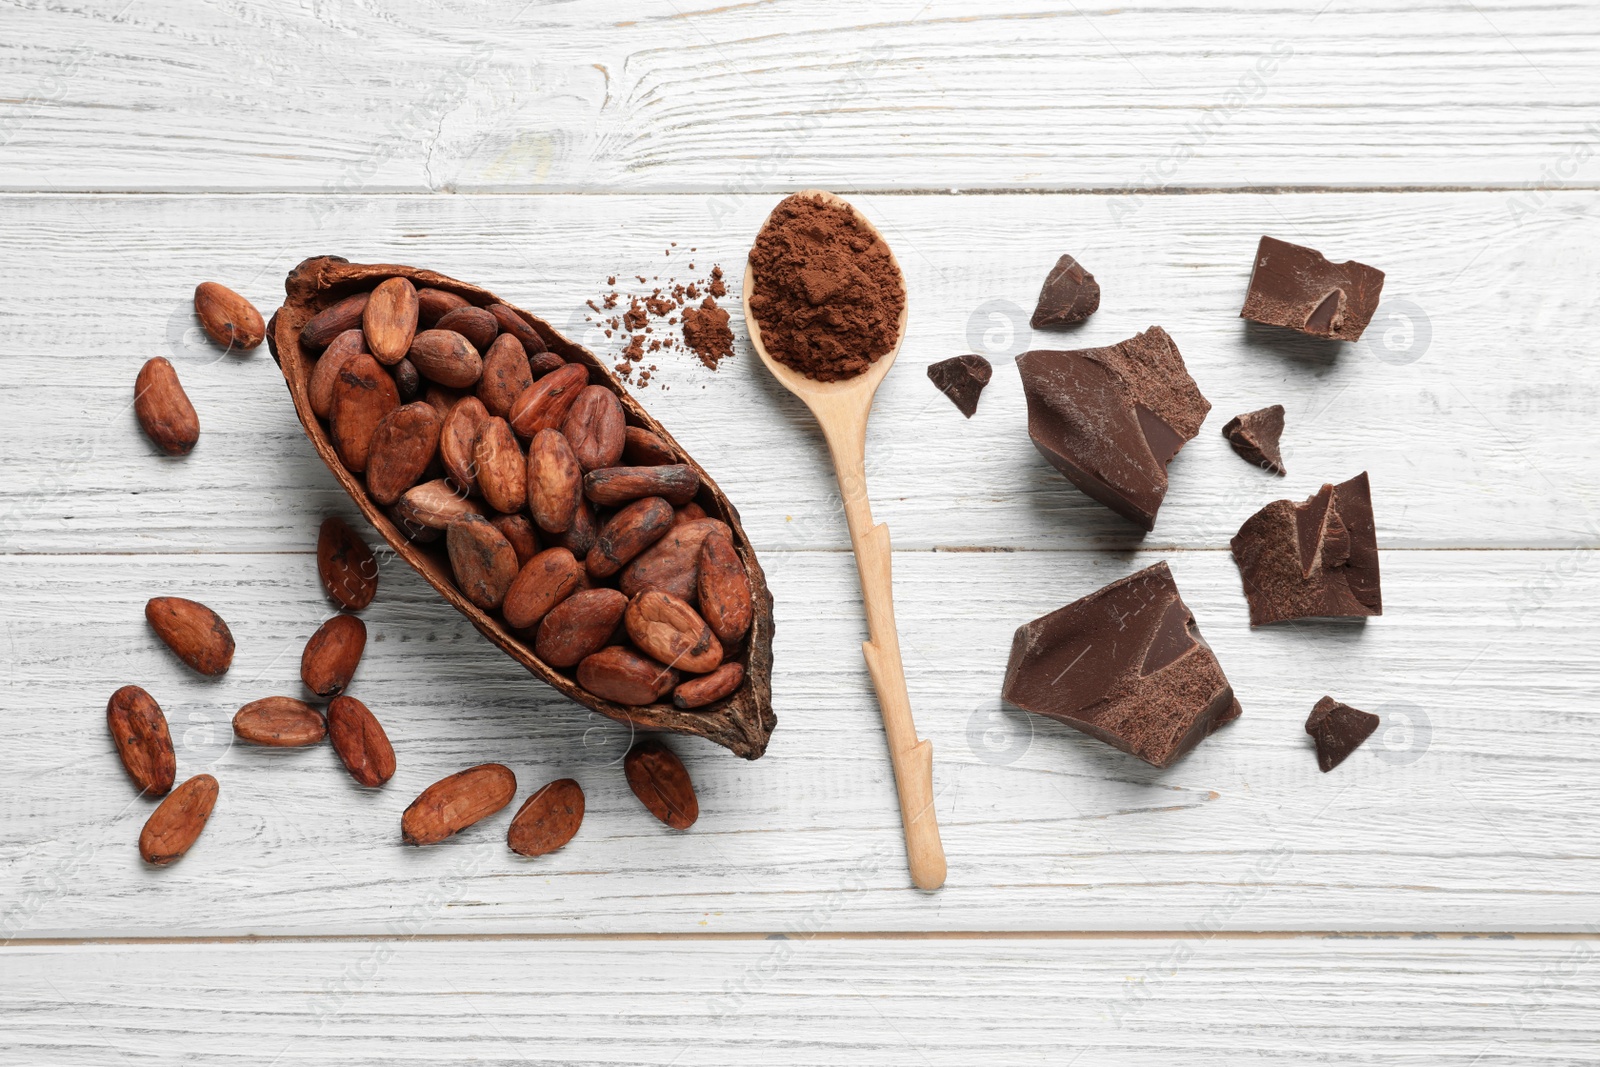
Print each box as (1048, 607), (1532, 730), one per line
(927, 354), (992, 418)
(1306, 696), (1379, 772)
(1222, 404), (1286, 475)
(1240, 236), (1385, 342)
(1017, 327), (1211, 531)
(1030, 254), (1100, 328)
(1002, 562), (1241, 768)
(1231, 472), (1382, 626)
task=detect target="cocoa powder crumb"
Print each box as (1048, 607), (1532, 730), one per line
(623, 299), (647, 331)
(747, 194), (903, 382)
(682, 296), (734, 370)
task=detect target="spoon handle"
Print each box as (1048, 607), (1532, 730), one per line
(826, 430), (947, 891)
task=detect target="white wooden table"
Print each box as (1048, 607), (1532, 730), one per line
(3, 2), (1598, 1062)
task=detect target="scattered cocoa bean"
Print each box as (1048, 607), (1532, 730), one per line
(139, 774), (219, 866)
(327, 695), (396, 787)
(402, 763), (517, 846)
(507, 778), (584, 857)
(233, 697), (326, 747)
(145, 596), (234, 676)
(622, 739), (697, 828)
(134, 357), (200, 457)
(194, 282), (266, 351)
(317, 516), (379, 611)
(301, 613), (366, 696)
(106, 685), (176, 796)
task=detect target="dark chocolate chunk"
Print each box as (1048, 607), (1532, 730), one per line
(1240, 236), (1385, 342)
(1231, 471), (1382, 626)
(1223, 404), (1286, 475)
(926, 354), (992, 418)
(1001, 562), (1241, 768)
(1305, 696), (1379, 772)
(1017, 327), (1211, 531)
(1030, 254), (1100, 328)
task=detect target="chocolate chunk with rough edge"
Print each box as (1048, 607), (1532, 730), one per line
(926, 354), (992, 417)
(1231, 471), (1382, 626)
(1016, 327), (1211, 531)
(1001, 561), (1241, 769)
(1223, 404), (1287, 475)
(1240, 236), (1385, 341)
(1306, 696), (1379, 772)
(1030, 254), (1100, 328)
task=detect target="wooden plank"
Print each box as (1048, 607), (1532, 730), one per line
(1, 937), (1596, 1065)
(3, 547), (1596, 937)
(2, 1), (1596, 192)
(2, 191), (1596, 554)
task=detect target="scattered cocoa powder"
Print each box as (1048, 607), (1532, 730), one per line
(682, 297), (734, 369)
(586, 250), (734, 386)
(747, 194), (904, 382)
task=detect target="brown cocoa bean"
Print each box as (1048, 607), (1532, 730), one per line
(619, 518), (731, 603)
(625, 590), (722, 674)
(623, 426), (677, 466)
(556, 498), (597, 557)
(698, 530), (753, 644)
(490, 513), (540, 567)
(423, 384), (465, 417)
(363, 277), (420, 365)
(139, 774), (218, 865)
(329, 352), (400, 473)
(474, 416), (527, 514)
(417, 287), (470, 327)
(434, 305), (498, 352)
(673, 663), (745, 709)
(317, 516), (379, 610)
(476, 334), (535, 419)
(301, 613), (366, 696)
(395, 478), (481, 529)
(578, 647), (680, 708)
(233, 697), (326, 747)
(407, 329), (483, 388)
(439, 395), (489, 494)
(587, 496), (673, 579)
(502, 547), (583, 630)
(535, 588), (628, 668)
(528, 429), (582, 534)
(446, 514), (518, 610)
(389, 502), (442, 543)
(300, 292), (369, 351)
(366, 402), (443, 507)
(507, 778), (584, 857)
(107, 685), (176, 796)
(561, 385), (626, 473)
(529, 351), (567, 377)
(622, 739), (697, 828)
(327, 695), (396, 787)
(402, 763), (516, 846)
(309, 329), (367, 418)
(673, 502), (707, 527)
(394, 357), (421, 401)
(509, 363), (588, 438)
(134, 357), (200, 457)
(146, 596), (235, 676)
(193, 281), (266, 351)
(488, 303), (547, 354)
(584, 464), (699, 507)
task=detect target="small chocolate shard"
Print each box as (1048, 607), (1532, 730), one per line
(1017, 327), (1211, 531)
(926, 354), (993, 418)
(1001, 562), (1241, 769)
(1306, 696), (1379, 772)
(1030, 254), (1100, 328)
(1231, 471), (1382, 626)
(1223, 404), (1286, 475)
(1240, 235), (1385, 341)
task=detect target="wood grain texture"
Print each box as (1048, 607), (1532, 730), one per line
(1, 1), (1596, 192)
(3, 938), (1597, 1065)
(3, 547), (1596, 937)
(1, 191), (1596, 554)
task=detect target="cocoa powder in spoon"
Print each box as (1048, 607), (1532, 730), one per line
(747, 194), (905, 382)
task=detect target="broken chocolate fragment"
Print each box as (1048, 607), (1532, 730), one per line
(1240, 236), (1385, 342)
(927, 354), (992, 418)
(1306, 696), (1379, 772)
(1017, 327), (1211, 531)
(1223, 404), (1287, 475)
(1030, 254), (1100, 328)
(1231, 472), (1382, 626)
(1001, 562), (1241, 769)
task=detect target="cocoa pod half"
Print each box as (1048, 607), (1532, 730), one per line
(623, 739), (698, 828)
(107, 685), (176, 796)
(301, 613), (366, 697)
(402, 763), (516, 846)
(145, 596), (234, 676)
(134, 357), (200, 457)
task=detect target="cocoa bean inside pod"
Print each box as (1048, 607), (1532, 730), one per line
(586, 496), (674, 579)
(697, 529), (753, 644)
(477, 334), (536, 419)
(584, 464), (700, 507)
(446, 513), (519, 610)
(578, 646), (680, 707)
(624, 590), (723, 674)
(329, 352), (400, 474)
(363, 276), (420, 365)
(366, 402), (444, 507)
(473, 416), (527, 515)
(300, 613), (367, 697)
(620, 518), (731, 604)
(529, 351), (567, 378)
(317, 516), (379, 611)
(395, 478), (481, 530)
(233, 697), (327, 747)
(300, 291), (370, 351)
(439, 396), (490, 495)
(674, 662), (746, 710)
(622, 426), (677, 466)
(502, 547), (584, 631)
(561, 385), (626, 473)
(308, 329), (368, 419)
(134, 357), (201, 457)
(490, 513), (541, 568)
(509, 363), (588, 438)
(488, 303), (548, 354)
(528, 429), (583, 534)
(434, 305), (499, 352)
(556, 497), (598, 558)
(407, 329), (483, 389)
(416, 287), (470, 328)
(535, 588), (629, 668)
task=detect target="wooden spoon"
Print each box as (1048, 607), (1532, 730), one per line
(743, 191), (947, 891)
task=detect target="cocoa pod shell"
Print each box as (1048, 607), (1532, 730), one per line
(234, 697), (327, 747)
(585, 464), (699, 507)
(446, 513), (518, 610)
(625, 590), (723, 674)
(623, 739), (698, 828)
(134, 357), (200, 457)
(477, 333), (536, 419)
(327, 695), (396, 787)
(402, 763), (516, 846)
(509, 363), (588, 438)
(623, 426), (677, 466)
(417, 287), (470, 327)
(507, 778), (585, 857)
(363, 276), (420, 365)
(301, 613), (366, 697)
(407, 329), (482, 388)
(528, 429), (582, 534)
(194, 281), (266, 351)
(488, 303), (548, 354)
(474, 416), (527, 514)
(587, 496), (674, 579)
(329, 352), (400, 473)
(561, 386), (626, 473)
(503, 547), (584, 630)
(620, 518), (731, 604)
(439, 395), (489, 494)
(674, 663), (745, 709)
(366, 402), (443, 507)
(579, 647), (680, 707)
(139, 774), (219, 866)
(146, 596), (235, 676)
(317, 516), (379, 610)
(106, 685), (176, 796)
(535, 588), (628, 668)
(309, 329), (367, 418)
(435, 305), (498, 352)
(300, 292), (370, 350)
(490, 513), (540, 568)
(698, 530), (753, 644)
